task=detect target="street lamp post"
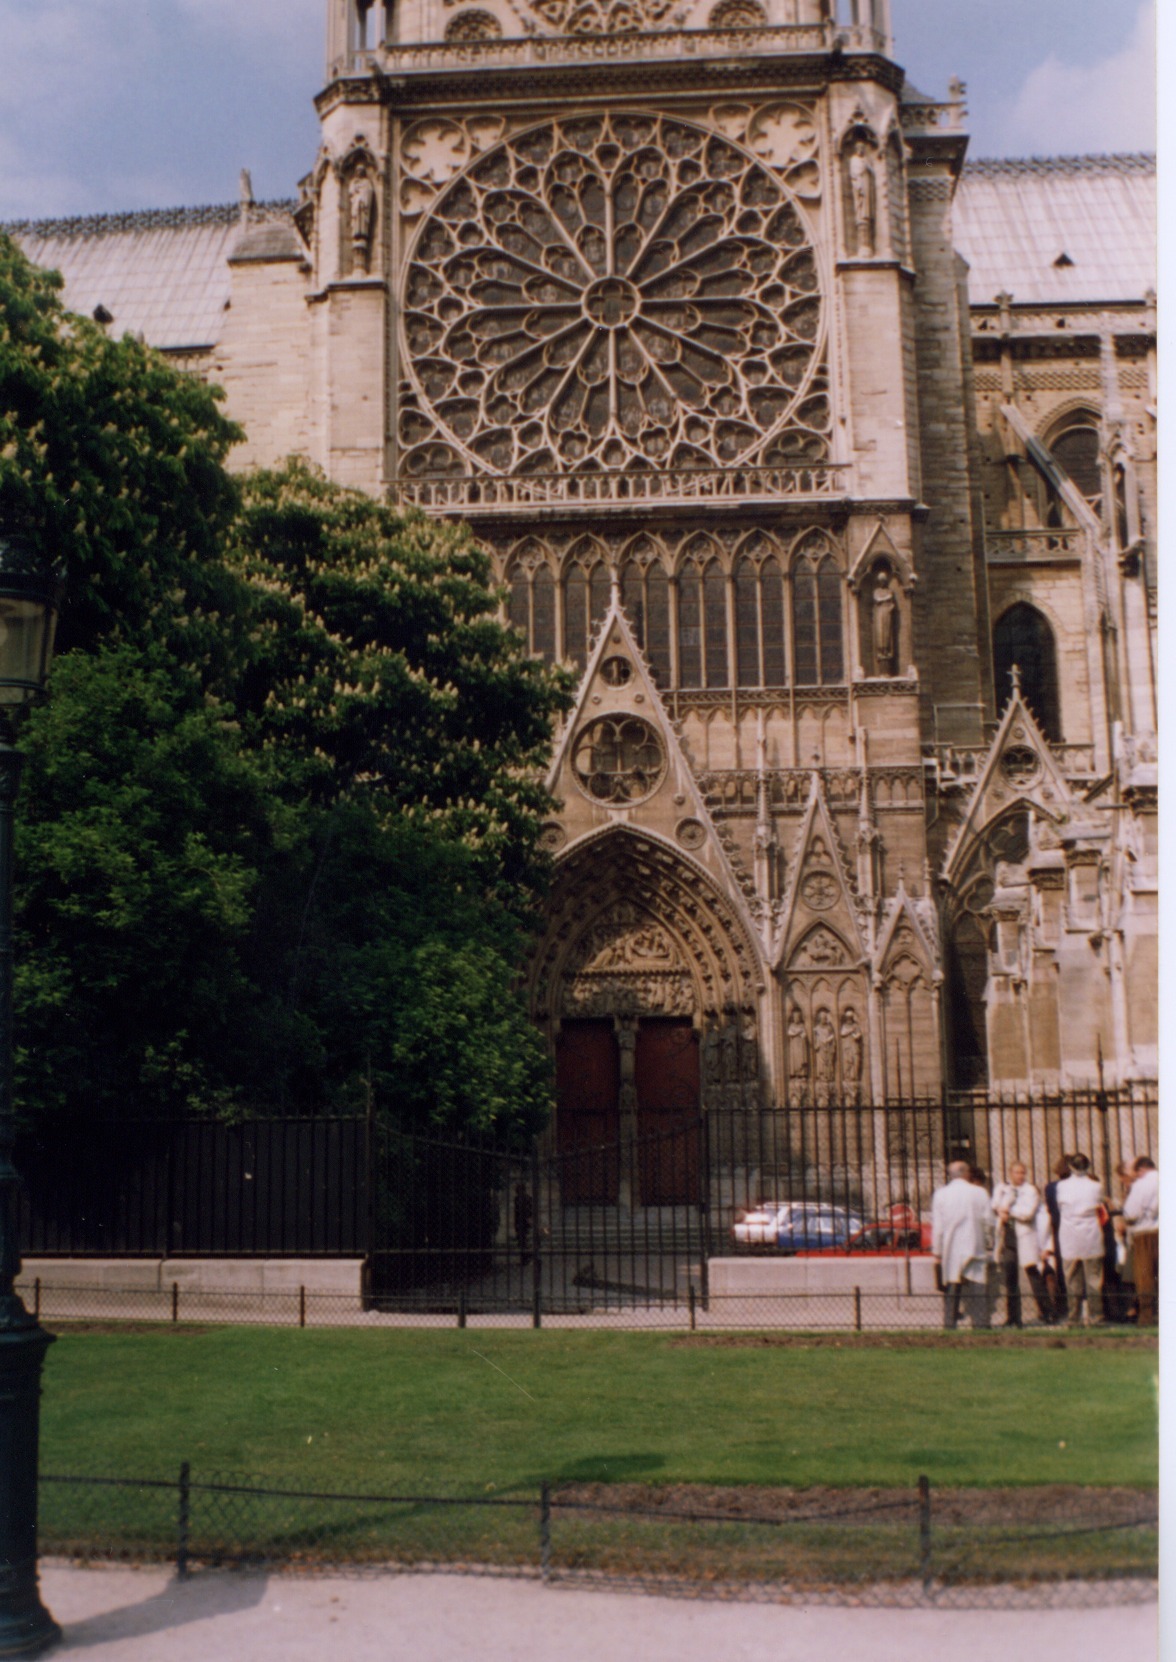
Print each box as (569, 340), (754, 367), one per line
(0, 532), (64, 1660)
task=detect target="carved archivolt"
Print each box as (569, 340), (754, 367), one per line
(531, 827), (762, 1023)
(400, 112), (827, 478)
(444, 9), (504, 38)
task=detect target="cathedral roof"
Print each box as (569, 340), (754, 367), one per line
(954, 154), (1155, 307)
(5, 202), (297, 352)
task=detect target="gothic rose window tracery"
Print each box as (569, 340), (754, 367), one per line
(401, 113), (827, 477)
(573, 716), (666, 804)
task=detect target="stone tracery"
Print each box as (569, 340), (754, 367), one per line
(400, 113), (827, 477)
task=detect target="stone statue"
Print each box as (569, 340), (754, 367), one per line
(848, 138), (877, 258)
(872, 569), (897, 675)
(786, 1005), (810, 1107)
(812, 1008), (838, 1107)
(839, 1008), (864, 1106)
(349, 168), (377, 273)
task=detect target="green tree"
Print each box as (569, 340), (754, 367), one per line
(1, 235), (568, 1137)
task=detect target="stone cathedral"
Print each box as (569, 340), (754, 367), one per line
(12, 1), (1157, 1155)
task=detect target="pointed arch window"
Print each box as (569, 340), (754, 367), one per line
(792, 549), (844, 685)
(703, 562), (729, 688)
(993, 602), (1061, 742)
(645, 564), (671, 688)
(564, 564), (589, 670)
(508, 561), (557, 663)
(733, 554), (788, 687)
(677, 562), (703, 688)
(734, 558), (760, 685)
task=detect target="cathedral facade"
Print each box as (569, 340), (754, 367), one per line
(12, 1), (1157, 1138)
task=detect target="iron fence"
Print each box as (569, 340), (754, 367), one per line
(16, 1089), (1157, 1320)
(39, 1468), (1157, 1607)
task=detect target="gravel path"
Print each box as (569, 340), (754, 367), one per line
(39, 1562), (1156, 1662)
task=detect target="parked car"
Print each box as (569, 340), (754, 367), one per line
(731, 1202), (794, 1246)
(799, 1220), (932, 1256)
(774, 1204), (866, 1253)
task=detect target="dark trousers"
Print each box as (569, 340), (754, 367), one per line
(944, 1280), (990, 1330)
(1000, 1255), (1052, 1324)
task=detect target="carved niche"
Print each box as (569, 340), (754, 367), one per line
(561, 902), (695, 1018)
(399, 112), (827, 478)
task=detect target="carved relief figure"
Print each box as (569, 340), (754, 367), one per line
(872, 567), (898, 675)
(787, 1005), (810, 1106)
(839, 1008), (864, 1106)
(848, 138), (877, 257)
(348, 168), (377, 273)
(812, 1008), (838, 1106)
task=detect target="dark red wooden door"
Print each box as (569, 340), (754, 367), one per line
(634, 1019), (700, 1206)
(555, 1020), (620, 1205)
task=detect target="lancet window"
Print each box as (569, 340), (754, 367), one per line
(563, 562), (610, 670)
(508, 559), (557, 660)
(734, 554), (788, 687)
(791, 546), (844, 685)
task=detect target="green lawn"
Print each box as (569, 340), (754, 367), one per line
(40, 1328), (1157, 1493)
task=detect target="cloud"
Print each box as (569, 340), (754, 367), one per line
(1000, 1), (1156, 154)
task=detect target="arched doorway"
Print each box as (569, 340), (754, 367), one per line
(532, 830), (762, 1208)
(993, 603), (1061, 741)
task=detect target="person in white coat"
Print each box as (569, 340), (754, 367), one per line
(1054, 1152), (1105, 1324)
(931, 1160), (996, 1329)
(992, 1162), (1051, 1326)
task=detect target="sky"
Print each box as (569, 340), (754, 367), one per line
(0, 0), (1157, 220)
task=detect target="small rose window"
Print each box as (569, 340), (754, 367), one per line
(573, 716), (665, 804)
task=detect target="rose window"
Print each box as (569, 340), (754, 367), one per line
(573, 716), (665, 804)
(400, 114), (826, 476)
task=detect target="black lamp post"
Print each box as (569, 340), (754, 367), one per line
(0, 532), (63, 1659)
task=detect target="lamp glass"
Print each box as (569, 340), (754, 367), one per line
(0, 594), (55, 706)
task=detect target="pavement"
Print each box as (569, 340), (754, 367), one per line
(37, 1563), (1158, 1662)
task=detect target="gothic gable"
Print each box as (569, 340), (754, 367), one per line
(774, 774), (865, 970)
(942, 687), (1076, 888)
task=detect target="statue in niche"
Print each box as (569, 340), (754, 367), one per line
(348, 167), (377, 273)
(786, 1005), (810, 1107)
(848, 138), (877, 258)
(839, 1008), (864, 1106)
(701, 1019), (722, 1098)
(720, 1021), (739, 1086)
(812, 1008), (838, 1107)
(872, 567), (898, 676)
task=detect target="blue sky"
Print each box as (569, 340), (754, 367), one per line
(0, 0), (1156, 219)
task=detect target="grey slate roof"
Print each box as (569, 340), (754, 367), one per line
(6, 202), (298, 351)
(954, 154), (1155, 307)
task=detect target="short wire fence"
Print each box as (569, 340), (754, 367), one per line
(40, 1469), (1157, 1608)
(16, 1277), (1151, 1333)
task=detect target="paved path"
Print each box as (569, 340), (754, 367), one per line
(39, 1564), (1157, 1662)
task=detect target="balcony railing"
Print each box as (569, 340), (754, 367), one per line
(987, 528), (1084, 563)
(393, 463), (851, 514)
(343, 21), (888, 77)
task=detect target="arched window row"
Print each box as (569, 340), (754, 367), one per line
(507, 549), (848, 691)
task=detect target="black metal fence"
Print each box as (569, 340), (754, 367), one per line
(17, 1089), (1157, 1320)
(39, 1468), (1158, 1607)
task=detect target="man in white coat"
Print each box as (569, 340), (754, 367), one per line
(932, 1160), (996, 1330)
(992, 1161), (1051, 1326)
(1055, 1152), (1105, 1324)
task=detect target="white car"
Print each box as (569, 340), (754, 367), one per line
(731, 1202), (794, 1246)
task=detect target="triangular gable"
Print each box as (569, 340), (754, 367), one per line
(774, 774), (865, 970)
(545, 592), (759, 939)
(942, 687), (1075, 886)
(875, 882), (938, 978)
(849, 518), (912, 590)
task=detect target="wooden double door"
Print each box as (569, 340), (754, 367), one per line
(555, 1018), (700, 1206)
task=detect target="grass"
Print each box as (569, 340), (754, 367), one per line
(40, 1327), (1157, 1494)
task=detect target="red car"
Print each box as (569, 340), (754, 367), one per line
(799, 1220), (931, 1256)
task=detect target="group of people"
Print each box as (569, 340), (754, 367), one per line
(930, 1152), (1158, 1331)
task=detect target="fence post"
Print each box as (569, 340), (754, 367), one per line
(532, 1274), (542, 1330)
(539, 1482), (551, 1581)
(918, 1473), (932, 1592)
(531, 1143), (542, 1329)
(33, 1276), (40, 1320)
(457, 1287), (467, 1330)
(177, 1462), (191, 1580)
(171, 1281), (179, 1324)
(853, 1286), (862, 1332)
(688, 1281), (697, 1332)
(299, 1285), (306, 1329)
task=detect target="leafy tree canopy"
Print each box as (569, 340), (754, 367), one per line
(0, 233), (568, 1138)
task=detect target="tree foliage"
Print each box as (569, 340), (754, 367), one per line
(0, 234), (568, 1137)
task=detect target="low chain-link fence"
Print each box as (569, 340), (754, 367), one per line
(18, 1277), (1154, 1334)
(40, 1469), (1157, 1608)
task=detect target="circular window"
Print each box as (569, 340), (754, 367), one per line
(573, 716), (665, 804)
(400, 112), (825, 477)
(1000, 746), (1041, 789)
(601, 656), (633, 686)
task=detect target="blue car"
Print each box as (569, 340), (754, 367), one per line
(774, 1204), (865, 1253)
